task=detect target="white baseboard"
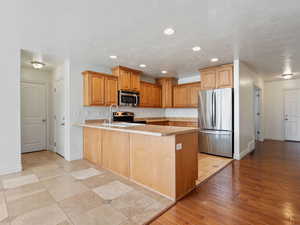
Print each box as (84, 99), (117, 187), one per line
(0, 164), (22, 176)
(239, 139), (256, 160)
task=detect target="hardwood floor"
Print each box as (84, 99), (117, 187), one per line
(151, 140), (300, 225)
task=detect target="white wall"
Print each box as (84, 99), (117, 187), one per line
(234, 61), (264, 160)
(20, 67), (55, 151)
(0, 2), (21, 175)
(264, 78), (300, 140)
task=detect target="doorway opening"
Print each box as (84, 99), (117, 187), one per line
(20, 49), (67, 161)
(254, 86), (262, 142)
(283, 89), (300, 142)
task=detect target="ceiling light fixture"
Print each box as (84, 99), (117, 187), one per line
(161, 70), (168, 74)
(139, 64), (146, 68)
(109, 55), (117, 59)
(281, 73), (293, 79)
(31, 61), (45, 69)
(211, 58), (219, 62)
(192, 46), (201, 52)
(163, 28), (175, 36)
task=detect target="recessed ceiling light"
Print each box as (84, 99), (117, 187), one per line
(192, 46), (201, 52)
(163, 28), (175, 36)
(281, 73), (293, 79)
(161, 70), (168, 74)
(31, 61), (45, 69)
(109, 55), (117, 59)
(139, 64), (146, 68)
(211, 58), (219, 62)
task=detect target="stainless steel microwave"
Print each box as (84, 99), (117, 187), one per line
(118, 90), (140, 107)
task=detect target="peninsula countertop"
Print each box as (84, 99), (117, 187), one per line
(76, 122), (198, 136)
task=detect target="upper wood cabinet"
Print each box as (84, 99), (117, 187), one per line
(140, 81), (162, 108)
(199, 64), (233, 90)
(173, 82), (201, 108)
(156, 78), (177, 108)
(112, 66), (141, 92)
(82, 71), (118, 106)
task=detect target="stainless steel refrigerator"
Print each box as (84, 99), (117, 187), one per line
(198, 88), (233, 157)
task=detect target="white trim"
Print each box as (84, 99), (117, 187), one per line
(239, 139), (255, 160)
(233, 59), (240, 160)
(0, 164), (22, 176)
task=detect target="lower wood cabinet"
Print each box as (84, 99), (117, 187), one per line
(102, 130), (130, 177)
(83, 128), (102, 164)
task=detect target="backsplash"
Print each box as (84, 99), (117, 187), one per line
(83, 106), (165, 120)
(165, 108), (198, 118)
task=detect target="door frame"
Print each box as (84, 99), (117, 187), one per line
(283, 88), (300, 141)
(21, 80), (49, 152)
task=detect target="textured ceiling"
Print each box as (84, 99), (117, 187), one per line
(17, 0), (300, 79)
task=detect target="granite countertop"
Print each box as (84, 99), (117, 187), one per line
(134, 117), (197, 122)
(76, 122), (198, 136)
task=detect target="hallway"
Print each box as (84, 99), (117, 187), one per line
(152, 140), (300, 225)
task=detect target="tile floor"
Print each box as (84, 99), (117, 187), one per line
(0, 151), (173, 225)
(197, 153), (233, 185)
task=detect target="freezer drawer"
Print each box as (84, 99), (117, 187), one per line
(198, 130), (233, 158)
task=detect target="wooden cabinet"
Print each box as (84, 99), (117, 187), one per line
(112, 66), (141, 92)
(140, 81), (162, 108)
(156, 78), (177, 108)
(83, 128), (102, 165)
(199, 64), (233, 90)
(216, 65), (233, 88)
(102, 130), (130, 177)
(173, 82), (201, 108)
(82, 71), (118, 106)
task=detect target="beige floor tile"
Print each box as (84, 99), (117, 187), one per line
(47, 181), (88, 202)
(7, 191), (55, 219)
(10, 204), (69, 225)
(41, 175), (76, 189)
(93, 181), (133, 200)
(59, 191), (104, 215)
(5, 182), (46, 202)
(2, 174), (39, 189)
(33, 168), (66, 181)
(130, 201), (165, 224)
(71, 205), (128, 225)
(0, 192), (8, 222)
(70, 168), (104, 180)
(80, 173), (117, 189)
(110, 190), (156, 219)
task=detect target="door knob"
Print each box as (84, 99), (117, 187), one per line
(42, 119), (47, 122)
(61, 123), (65, 126)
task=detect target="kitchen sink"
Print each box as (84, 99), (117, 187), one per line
(100, 122), (145, 128)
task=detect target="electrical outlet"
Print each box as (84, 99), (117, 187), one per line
(176, 143), (182, 150)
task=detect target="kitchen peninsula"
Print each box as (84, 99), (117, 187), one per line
(78, 122), (198, 201)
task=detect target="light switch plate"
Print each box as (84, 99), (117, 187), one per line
(176, 143), (182, 150)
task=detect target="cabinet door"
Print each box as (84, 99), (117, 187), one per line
(173, 86), (188, 107)
(201, 70), (216, 90)
(189, 85), (201, 107)
(153, 86), (162, 107)
(83, 128), (102, 165)
(140, 82), (148, 107)
(102, 130), (130, 177)
(119, 69), (131, 90)
(105, 76), (118, 105)
(216, 66), (233, 88)
(131, 72), (141, 92)
(91, 75), (105, 105)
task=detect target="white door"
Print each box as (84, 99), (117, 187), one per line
(54, 80), (65, 157)
(21, 82), (47, 153)
(284, 89), (300, 141)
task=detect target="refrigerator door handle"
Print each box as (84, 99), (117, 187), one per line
(211, 91), (215, 127)
(214, 91), (217, 127)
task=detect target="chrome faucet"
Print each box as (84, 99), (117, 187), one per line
(108, 104), (119, 124)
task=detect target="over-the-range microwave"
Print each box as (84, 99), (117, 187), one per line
(118, 90), (140, 107)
